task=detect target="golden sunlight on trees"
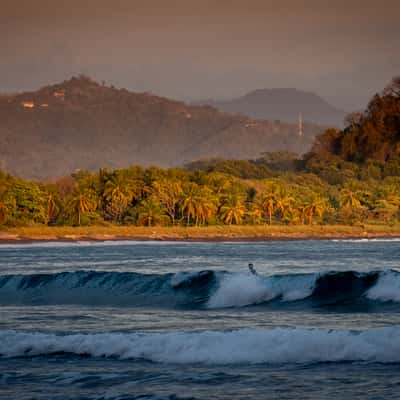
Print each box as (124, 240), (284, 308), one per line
(0, 78), (399, 228)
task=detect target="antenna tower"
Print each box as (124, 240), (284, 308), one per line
(298, 112), (303, 137)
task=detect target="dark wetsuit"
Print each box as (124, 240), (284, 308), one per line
(248, 263), (257, 275)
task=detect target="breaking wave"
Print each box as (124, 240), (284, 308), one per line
(2, 326), (400, 364)
(207, 272), (316, 308)
(0, 269), (400, 308)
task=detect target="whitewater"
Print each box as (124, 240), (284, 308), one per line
(3, 326), (400, 364)
(1, 239), (400, 399)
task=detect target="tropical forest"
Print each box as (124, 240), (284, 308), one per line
(1, 77), (399, 229)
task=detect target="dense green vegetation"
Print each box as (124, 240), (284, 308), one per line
(1, 78), (399, 228)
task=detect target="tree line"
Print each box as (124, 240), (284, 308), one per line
(0, 77), (399, 227)
(1, 165), (399, 227)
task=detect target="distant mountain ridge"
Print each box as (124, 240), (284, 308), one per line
(0, 77), (325, 179)
(197, 88), (347, 127)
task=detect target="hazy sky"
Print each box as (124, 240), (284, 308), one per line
(1, 0), (399, 110)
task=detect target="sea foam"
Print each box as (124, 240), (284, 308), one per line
(1, 327), (400, 364)
(207, 273), (316, 308)
(366, 270), (400, 302)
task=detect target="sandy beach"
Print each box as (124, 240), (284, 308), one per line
(1, 225), (400, 243)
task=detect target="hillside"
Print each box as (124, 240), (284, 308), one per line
(0, 76), (324, 179)
(308, 77), (400, 164)
(198, 88), (347, 127)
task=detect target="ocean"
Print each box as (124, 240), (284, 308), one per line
(1, 239), (400, 399)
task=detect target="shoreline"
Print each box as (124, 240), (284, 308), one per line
(1, 225), (400, 244)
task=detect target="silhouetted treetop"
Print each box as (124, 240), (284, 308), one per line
(307, 76), (400, 164)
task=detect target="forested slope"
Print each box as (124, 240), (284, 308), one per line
(0, 76), (322, 179)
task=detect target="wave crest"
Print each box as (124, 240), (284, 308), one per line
(367, 271), (400, 302)
(2, 327), (400, 364)
(207, 273), (316, 308)
(0, 269), (399, 308)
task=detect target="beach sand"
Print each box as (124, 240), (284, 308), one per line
(1, 225), (400, 243)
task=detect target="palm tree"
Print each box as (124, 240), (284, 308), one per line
(179, 182), (201, 226)
(151, 179), (182, 225)
(339, 186), (368, 210)
(302, 195), (328, 225)
(136, 195), (168, 226)
(195, 187), (217, 225)
(205, 173), (234, 195)
(284, 206), (303, 225)
(65, 189), (98, 226)
(253, 184), (280, 224)
(372, 186), (400, 222)
(103, 174), (136, 222)
(373, 199), (398, 222)
(45, 193), (59, 225)
(275, 188), (295, 221)
(219, 193), (246, 225)
(379, 184), (400, 208)
(249, 205), (264, 224)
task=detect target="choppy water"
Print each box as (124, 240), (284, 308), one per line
(1, 239), (400, 399)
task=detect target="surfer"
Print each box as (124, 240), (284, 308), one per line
(248, 263), (257, 275)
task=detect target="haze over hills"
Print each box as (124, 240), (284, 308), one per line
(0, 76), (325, 179)
(197, 88), (347, 127)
